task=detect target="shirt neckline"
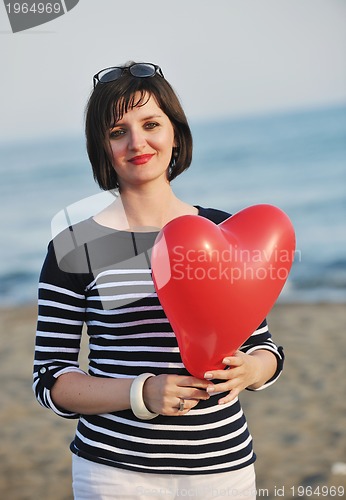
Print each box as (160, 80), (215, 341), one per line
(88, 206), (202, 236)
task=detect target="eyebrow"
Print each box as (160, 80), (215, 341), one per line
(111, 114), (163, 128)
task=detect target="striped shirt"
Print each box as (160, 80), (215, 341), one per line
(33, 206), (284, 475)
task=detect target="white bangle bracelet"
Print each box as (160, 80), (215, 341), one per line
(130, 373), (159, 420)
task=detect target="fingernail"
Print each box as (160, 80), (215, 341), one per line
(204, 372), (213, 380)
(223, 358), (231, 364)
(206, 385), (215, 394)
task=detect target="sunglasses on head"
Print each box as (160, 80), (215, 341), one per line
(93, 63), (164, 88)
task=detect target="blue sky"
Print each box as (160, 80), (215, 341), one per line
(1, 0), (346, 140)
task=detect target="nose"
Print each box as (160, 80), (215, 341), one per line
(128, 127), (146, 151)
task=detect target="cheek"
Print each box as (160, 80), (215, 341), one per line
(109, 143), (125, 167)
(157, 129), (176, 153)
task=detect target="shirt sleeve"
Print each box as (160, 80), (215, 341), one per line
(240, 319), (285, 390)
(32, 241), (87, 418)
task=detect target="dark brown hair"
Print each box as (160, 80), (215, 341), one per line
(85, 63), (193, 190)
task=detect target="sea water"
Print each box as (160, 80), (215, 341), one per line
(0, 104), (345, 305)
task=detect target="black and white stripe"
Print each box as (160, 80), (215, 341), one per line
(33, 207), (284, 474)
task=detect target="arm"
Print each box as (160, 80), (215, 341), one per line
(34, 242), (209, 418)
(50, 372), (133, 414)
(204, 319), (284, 404)
(204, 349), (278, 404)
(50, 372), (210, 416)
(33, 240), (89, 418)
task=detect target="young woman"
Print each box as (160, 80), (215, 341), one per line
(33, 62), (284, 499)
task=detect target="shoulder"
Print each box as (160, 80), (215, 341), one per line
(196, 206), (232, 224)
(52, 217), (111, 245)
(49, 217), (114, 273)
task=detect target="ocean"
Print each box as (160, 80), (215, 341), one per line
(1, 104), (345, 306)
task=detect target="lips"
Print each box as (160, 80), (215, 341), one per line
(128, 154), (154, 165)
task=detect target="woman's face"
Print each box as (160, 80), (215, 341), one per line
(107, 93), (176, 191)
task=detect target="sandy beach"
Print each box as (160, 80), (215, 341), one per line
(1, 303), (345, 499)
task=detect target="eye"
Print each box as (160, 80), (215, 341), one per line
(144, 122), (159, 130)
(109, 128), (125, 139)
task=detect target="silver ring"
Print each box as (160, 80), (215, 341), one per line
(179, 399), (185, 411)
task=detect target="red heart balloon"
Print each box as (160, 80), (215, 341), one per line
(151, 204), (295, 378)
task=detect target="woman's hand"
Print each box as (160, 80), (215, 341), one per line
(204, 349), (278, 405)
(143, 374), (211, 416)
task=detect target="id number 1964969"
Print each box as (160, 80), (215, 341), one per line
(291, 485), (344, 497)
(6, 3), (62, 14)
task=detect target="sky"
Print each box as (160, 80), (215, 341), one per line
(1, 0), (346, 141)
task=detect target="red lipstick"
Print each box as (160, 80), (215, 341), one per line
(128, 154), (154, 165)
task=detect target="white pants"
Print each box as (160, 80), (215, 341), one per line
(72, 454), (256, 500)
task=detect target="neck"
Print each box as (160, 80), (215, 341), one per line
(119, 182), (179, 231)
(93, 181), (198, 232)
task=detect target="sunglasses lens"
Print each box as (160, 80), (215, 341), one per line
(94, 63), (163, 87)
(98, 68), (123, 83)
(130, 64), (156, 77)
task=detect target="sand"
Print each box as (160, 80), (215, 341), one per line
(0, 303), (345, 499)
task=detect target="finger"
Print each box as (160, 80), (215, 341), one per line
(181, 387), (210, 400)
(206, 379), (236, 395)
(204, 369), (227, 381)
(173, 398), (199, 416)
(222, 354), (245, 367)
(204, 356), (245, 381)
(204, 367), (240, 381)
(178, 376), (211, 389)
(218, 389), (240, 405)
(207, 369), (249, 393)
